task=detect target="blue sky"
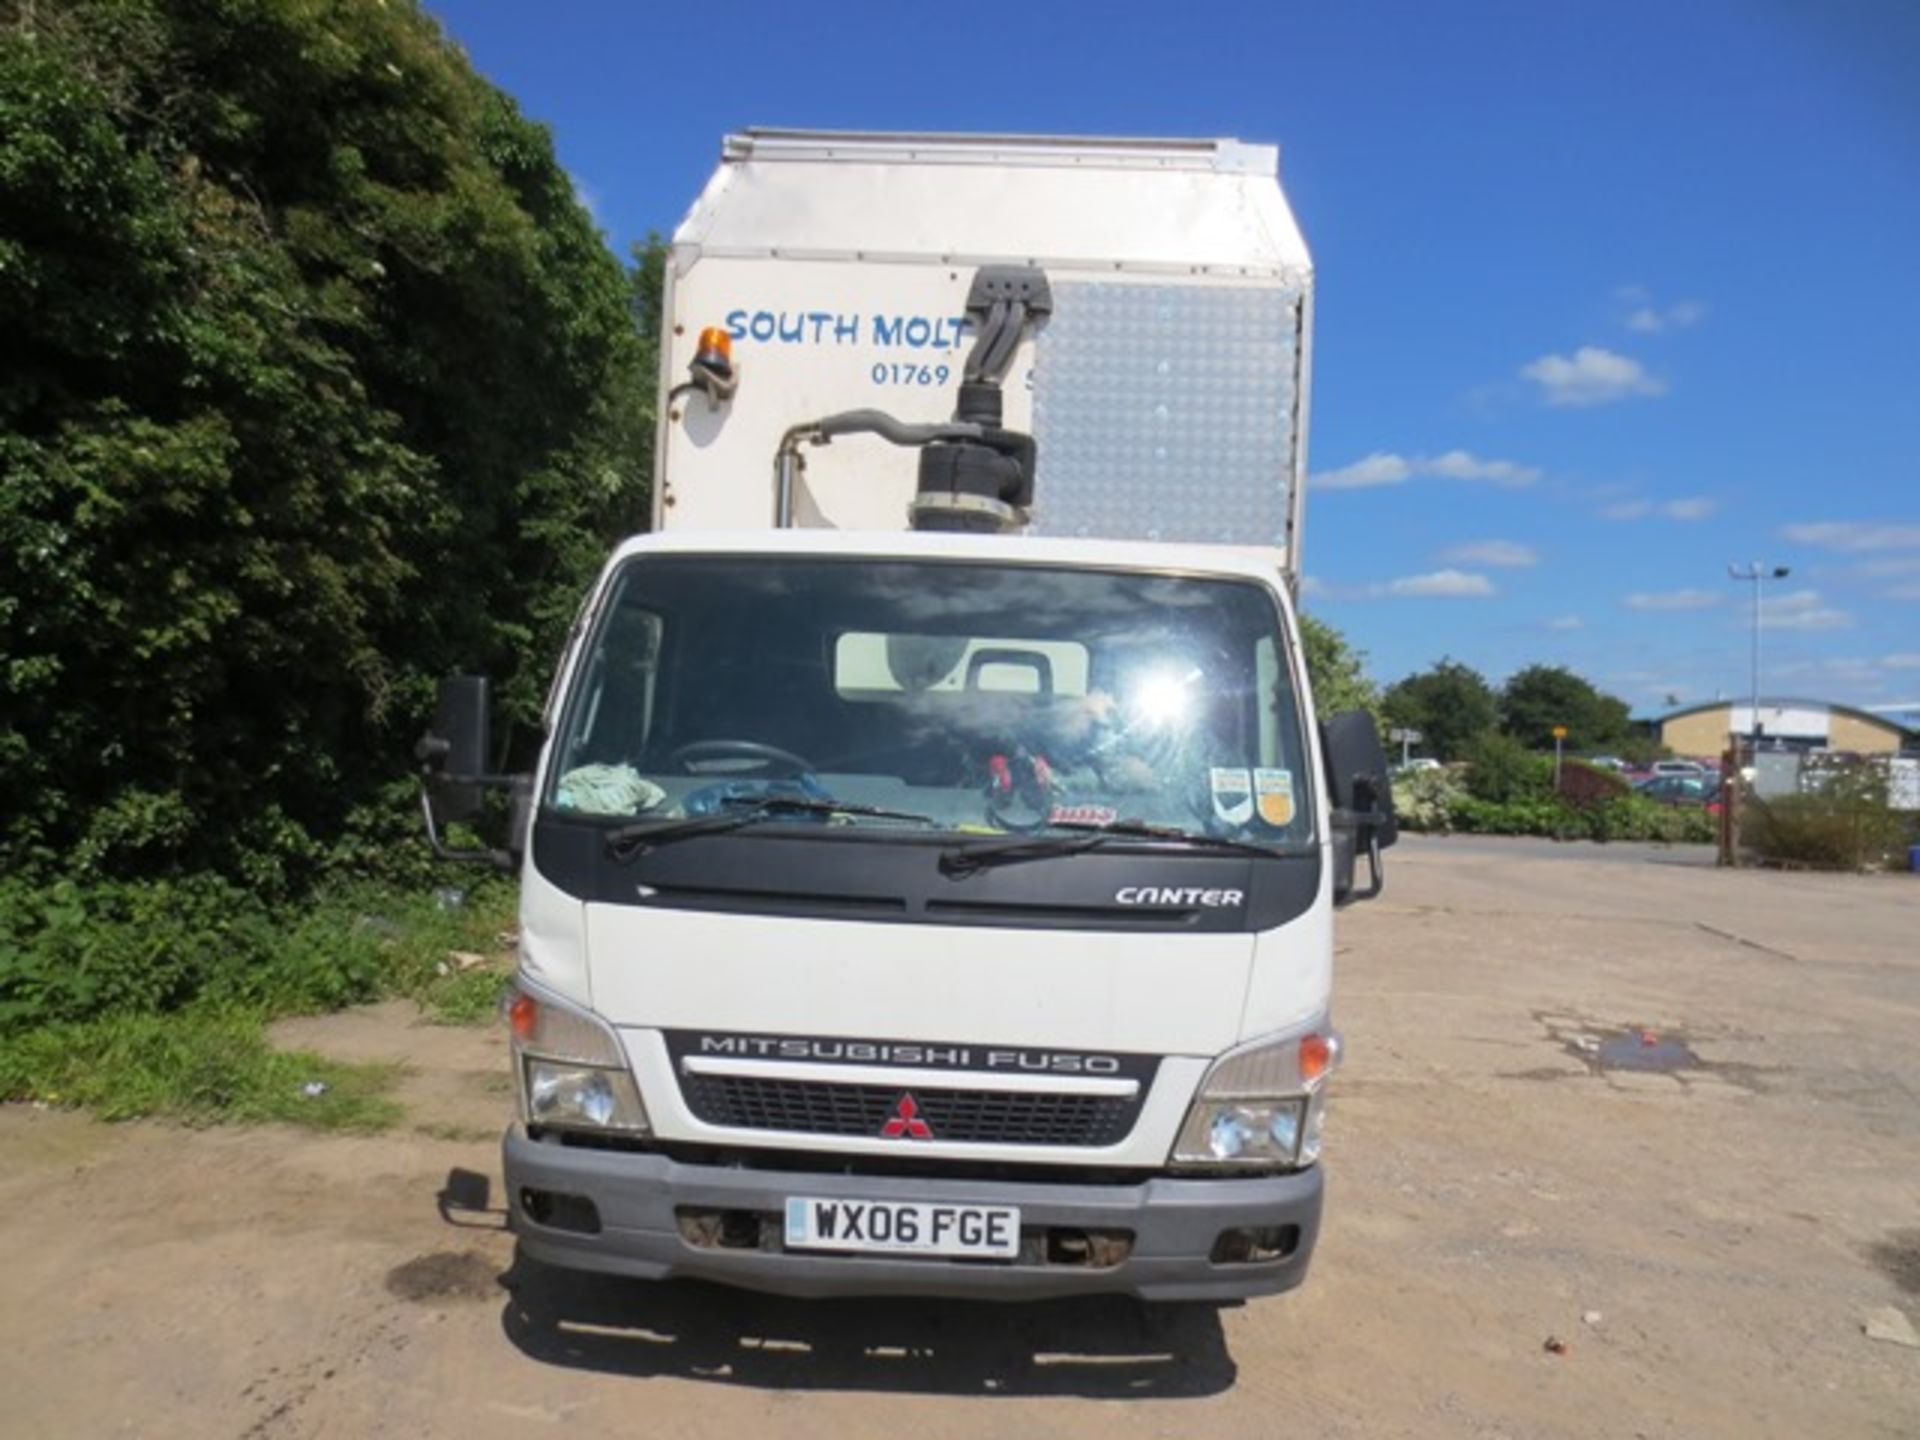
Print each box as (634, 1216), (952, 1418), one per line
(429, 0), (1920, 716)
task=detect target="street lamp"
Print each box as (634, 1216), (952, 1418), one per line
(1727, 561), (1791, 752)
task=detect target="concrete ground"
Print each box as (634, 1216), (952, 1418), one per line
(2, 836), (1917, 1438)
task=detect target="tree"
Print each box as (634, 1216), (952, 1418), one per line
(1382, 659), (1499, 761)
(1298, 614), (1380, 725)
(0, 0), (651, 889)
(1499, 665), (1632, 752)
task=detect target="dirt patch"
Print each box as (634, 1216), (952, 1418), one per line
(269, 999), (510, 1138)
(386, 1249), (502, 1304)
(1866, 1229), (1920, 1296)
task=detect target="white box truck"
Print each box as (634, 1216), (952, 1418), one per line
(419, 130), (1397, 1303)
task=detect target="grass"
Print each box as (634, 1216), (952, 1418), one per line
(419, 961), (510, 1026)
(0, 877), (518, 1129)
(0, 1011), (402, 1130)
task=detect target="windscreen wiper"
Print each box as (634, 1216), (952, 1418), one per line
(938, 820), (1304, 878)
(606, 795), (935, 862)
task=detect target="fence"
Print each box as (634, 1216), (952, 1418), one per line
(1723, 746), (1920, 870)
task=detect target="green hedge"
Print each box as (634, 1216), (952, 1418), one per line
(0, 874), (513, 1035)
(1393, 766), (1715, 844)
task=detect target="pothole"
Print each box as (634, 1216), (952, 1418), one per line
(1514, 1013), (1773, 1091)
(1592, 1032), (1699, 1073)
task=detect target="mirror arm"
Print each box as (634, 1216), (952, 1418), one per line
(418, 784), (516, 872)
(1331, 808), (1388, 906)
(1349, 824), (1385, 903)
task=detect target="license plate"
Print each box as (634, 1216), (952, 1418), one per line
(783, 1197), (1020, 1259)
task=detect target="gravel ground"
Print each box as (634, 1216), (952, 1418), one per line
(2, 837), (1916, 1438)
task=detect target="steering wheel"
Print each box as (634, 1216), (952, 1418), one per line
(666, 739), (818, 777)
(977, 741), (1059, 833)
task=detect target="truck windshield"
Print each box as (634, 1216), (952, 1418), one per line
(545, 556), (1315, 848)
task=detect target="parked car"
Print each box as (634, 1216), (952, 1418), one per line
(1587, 756), (1630, 772)
(1651, 759), (1709, 777)
(1394, 757), (1442, 776)
(1636, 774), (1722, 813)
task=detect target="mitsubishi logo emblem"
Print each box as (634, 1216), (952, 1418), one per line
(879, 1093), (933, 1140)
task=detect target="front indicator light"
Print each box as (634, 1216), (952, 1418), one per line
(1299, 1032), (1337, 1084)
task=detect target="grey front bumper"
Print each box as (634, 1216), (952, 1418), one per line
(504, 1126), (1323, 1303)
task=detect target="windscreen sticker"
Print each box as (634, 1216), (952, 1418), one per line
(1254, 768), (1295, 826)
(1050, 803), (1118, 828)
(1210, 767), (1254, 826)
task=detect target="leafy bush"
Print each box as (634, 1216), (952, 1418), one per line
(1300, 614), (1381, 724)
(1462, 733), (1556, 804)
(1591, 796), (1716, 844)
(1499, 664), (1633, 752)
(1450, 795), (1581, 838)
(1, 0), (652, 891)
(1745, 764), (1909, 870)
(1393, 776), (1714, 844)
(1383, 659), (1499, 761)
(0, 874), (514, 1034)
(1391, 766), (1468, 832)
(1556, 759), (1630, 808)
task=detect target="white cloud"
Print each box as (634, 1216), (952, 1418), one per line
(1856, 557), (1920, 578)
(1625, 589), (1725, 611)
(1781, 521), (1920, 553)
(1887, 582), (1920, 601)
(1822, 658), (1882, 685)
(1771, 656), (1890, 690)
(1422, 450), (1540, 486)
(1545, 615), (1585, 630)
(1761, 588), (1852, 631)
(1313, 449), (1538, 491)
(1298, 575), (1327, 598)
(1601, 495), (1717, 522)
(1374, 570), (1498, 599)
(1661, 497), (1718, 521)
(1311, 452), (1415, 490)
(1885, 653), (1920, 670)
(1626, 300), (1707, 333)
(1441, 539), (1538, 568)
(1521, 347), (1667, 407)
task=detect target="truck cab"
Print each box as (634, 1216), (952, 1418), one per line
(421, 132), (1395, 1303)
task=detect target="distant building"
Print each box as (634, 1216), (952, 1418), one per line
(1657, 698), (1913, 757)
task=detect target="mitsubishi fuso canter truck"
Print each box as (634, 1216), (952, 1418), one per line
(418, 130), (1397, 1304)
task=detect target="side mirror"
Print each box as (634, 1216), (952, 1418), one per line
(418, 675), (492, 823)
(1321, 710), (1397, 905)
(416, 675), (518, 870)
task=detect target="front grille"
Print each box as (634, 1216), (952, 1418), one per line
(679, 1074), (1139, 1147)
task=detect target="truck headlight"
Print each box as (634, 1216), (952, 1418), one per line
(506, 979), (650, 1134)
(1170, 1027), (1339, 1172)
(525, 1060), (649, 1132)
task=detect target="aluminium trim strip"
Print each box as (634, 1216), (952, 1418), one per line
(681, 244), (1300, 281)
(679, 1055), (1140, 1098)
